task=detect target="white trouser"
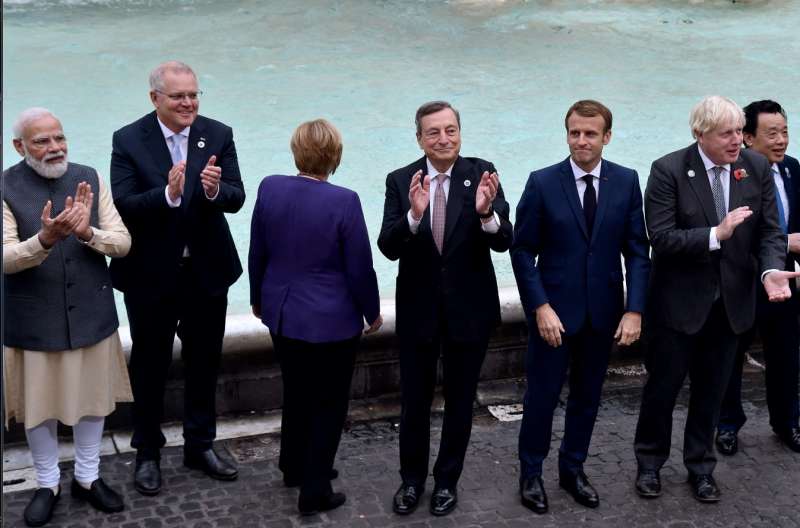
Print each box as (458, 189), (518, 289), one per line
(25, 416), (105, 488)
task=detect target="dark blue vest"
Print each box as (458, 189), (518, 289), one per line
(3, 161), (119, 351)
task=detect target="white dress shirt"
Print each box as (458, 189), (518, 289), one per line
(569, 157), (601, 206)
(698, 146), (731, 251)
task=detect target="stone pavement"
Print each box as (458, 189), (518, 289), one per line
(3, 367), (799, 527)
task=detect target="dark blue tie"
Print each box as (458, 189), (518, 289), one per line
(582, 174), (596, 235)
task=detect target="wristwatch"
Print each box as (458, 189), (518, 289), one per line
(479, 206), (494, 219)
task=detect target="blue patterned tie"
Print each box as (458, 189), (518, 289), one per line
(774, 167), (788, 234)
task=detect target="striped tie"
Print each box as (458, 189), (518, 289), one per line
(432, 174), (447, 254)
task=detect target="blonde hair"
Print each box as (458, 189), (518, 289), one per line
(690, 96), (744, 138)
(291, 119), (343, 176)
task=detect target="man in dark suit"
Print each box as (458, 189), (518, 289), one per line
(633, 96), (798, 503)
(378, 100), (512, 516)
(715, 100), (800, 456)
(110, 61), (245, 495)
(512, 100), (650, 513)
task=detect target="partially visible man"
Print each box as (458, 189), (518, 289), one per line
(378, 101), (512, 516)
(3, 108), (132, 526)
(512, 100), (650, 513)
(110, 61), (245, 495)
(633, 96), (798, 503)
(715, 100), (800, 455)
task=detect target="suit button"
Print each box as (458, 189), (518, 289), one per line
(68, 305), (75, 311)
(66, 282), (74, 288)
(441, 267), (446, 273)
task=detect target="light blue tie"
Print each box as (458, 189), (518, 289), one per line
(774, 167), (788, 234)
(169, 134), (184, 165)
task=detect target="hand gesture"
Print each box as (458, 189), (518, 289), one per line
(364, 314), (384, 335)
(716, 206), (752, 241)
(535, 303), (565, 347)
(167, 161), (186, 202)
(72, 181), (95, 242)
(763, 270), (800, 302)
(38, 196), (81, 248)
(201, 155), (221, 199)
(788, 232), (800, 254)
(614, 311), (641, 346)
(408, 170), (430, 221)
(476, 171), (499, 216)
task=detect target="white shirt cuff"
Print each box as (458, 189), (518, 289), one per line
(709, 227), (721, 251)
(761, 269), (779, 282)
(480, 212), (500, 234)
(206, 185), (220, 201)
(407, 209), (421, 234)
(165, 186), (181, 208)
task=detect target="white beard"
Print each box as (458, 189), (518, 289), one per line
(24, 151), (68, 179)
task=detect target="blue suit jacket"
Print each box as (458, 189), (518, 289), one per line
(511, 157), (651, 334)
(248, 175), (380, 343)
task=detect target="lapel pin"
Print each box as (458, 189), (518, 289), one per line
(786, 167), (791, 178)
(197, 138), (206, 149)
(687, 169), (695, 178)
(464, 180), (471, 187)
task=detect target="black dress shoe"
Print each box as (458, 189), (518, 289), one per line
(715, 430), (738, 456)
(298, 491), (346, 515)
(71, 478), (124, 513)
(134, 459), (161, 496)
(392, 483), (423, 515)
(520, 476), (548, 514)
(777, 427), (800, 453)
(688, 473), (721, 503)
(184, 448), (238, 481)
(635, 469), (661, 498)
(559, 471), (599, 508)
(23, 487), (60, 527)
(430, 486), (457, 516)
(283, 468), (339, 487)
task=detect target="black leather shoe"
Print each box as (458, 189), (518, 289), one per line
(715, 430), (738, 456)
(688, 473), (721, 503)
(23, 487), (60, 527)
(298, 491), (346, 515)
(559, 471), (599, 508)
(635, 469), (661, 498)
(184, 448), (238, 481)
(430, 486), (457, 516)
(520, 476), (548, 514)
(392, 483), (423, 515)
(777, 427), (800, 453)
(134, 459), (161, 496)
(71, 478), (124, 513)
(283, 468), (339, 487)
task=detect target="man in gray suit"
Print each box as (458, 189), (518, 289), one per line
(633, 96), (799, 503)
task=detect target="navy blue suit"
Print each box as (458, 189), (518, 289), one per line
(719, 153), (800, 436)
(249, 174), (380, 501)
(512, 157), (650, 478)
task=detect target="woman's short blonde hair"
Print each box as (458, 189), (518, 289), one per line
(291, 119), (343, 176)
(690, 96), (744, 138)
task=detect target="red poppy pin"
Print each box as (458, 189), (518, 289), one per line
(733, 168), (748, 181)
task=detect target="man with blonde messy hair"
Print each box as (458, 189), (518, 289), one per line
(633, 95), (799, 503)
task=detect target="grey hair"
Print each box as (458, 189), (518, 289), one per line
(12, 107), (58, 139)
(690, 96), (745, 138)
(149, 61), (196, 91)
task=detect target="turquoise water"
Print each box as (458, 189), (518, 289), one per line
(4, 0), (799, 322)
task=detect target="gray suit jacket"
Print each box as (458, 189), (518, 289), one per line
(644, 143), (785, 334)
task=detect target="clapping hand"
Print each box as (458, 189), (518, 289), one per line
(168, 161), (186, 202)
(38, 195), (81, 248)
(408, 170), (430, 221)
(201, 155), (221, 198)
(72, 181), (95, 242)
(476, 171), (499, 217)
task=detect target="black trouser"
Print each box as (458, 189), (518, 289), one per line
(273, 332), (358, 501)
(398, 334), (487, 489)
(634, 301), (739, 476)
(519, 322), (614, 479)
(125, 263), (227, 460)
(719, 292), (800, 435)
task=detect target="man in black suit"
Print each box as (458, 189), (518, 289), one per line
(378, 100), (512, 516)
(715, 100), (800, 456)
(110, 61), (245, 495)
(633, 96), (798, 503)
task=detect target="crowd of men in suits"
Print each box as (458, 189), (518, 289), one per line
(4, 59), (800, 525)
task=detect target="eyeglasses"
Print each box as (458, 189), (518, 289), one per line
(155, 90), (203, 102)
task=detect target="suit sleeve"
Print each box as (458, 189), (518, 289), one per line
(248, 180), (268, 307)
(110, 130), (174, 221)
(341, 192), (381, 325)
(622, 172), (651, 313)
(510, 172), (549, 316)
(755, 156), (787, 273)
(204, 126), (245, 213)
(377, 172), (412, 261)
(644, 160), (712, 258)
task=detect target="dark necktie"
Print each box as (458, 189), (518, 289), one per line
(582, 174), (596, 235)
(711, 166), (726, 222)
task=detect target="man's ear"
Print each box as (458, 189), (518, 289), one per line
(13, 138), (25, 157)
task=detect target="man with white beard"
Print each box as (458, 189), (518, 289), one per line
(3, 108), (133, 527)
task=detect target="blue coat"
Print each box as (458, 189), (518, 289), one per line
(511, 157), (651, 334)
(248, 175), (380, 343)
